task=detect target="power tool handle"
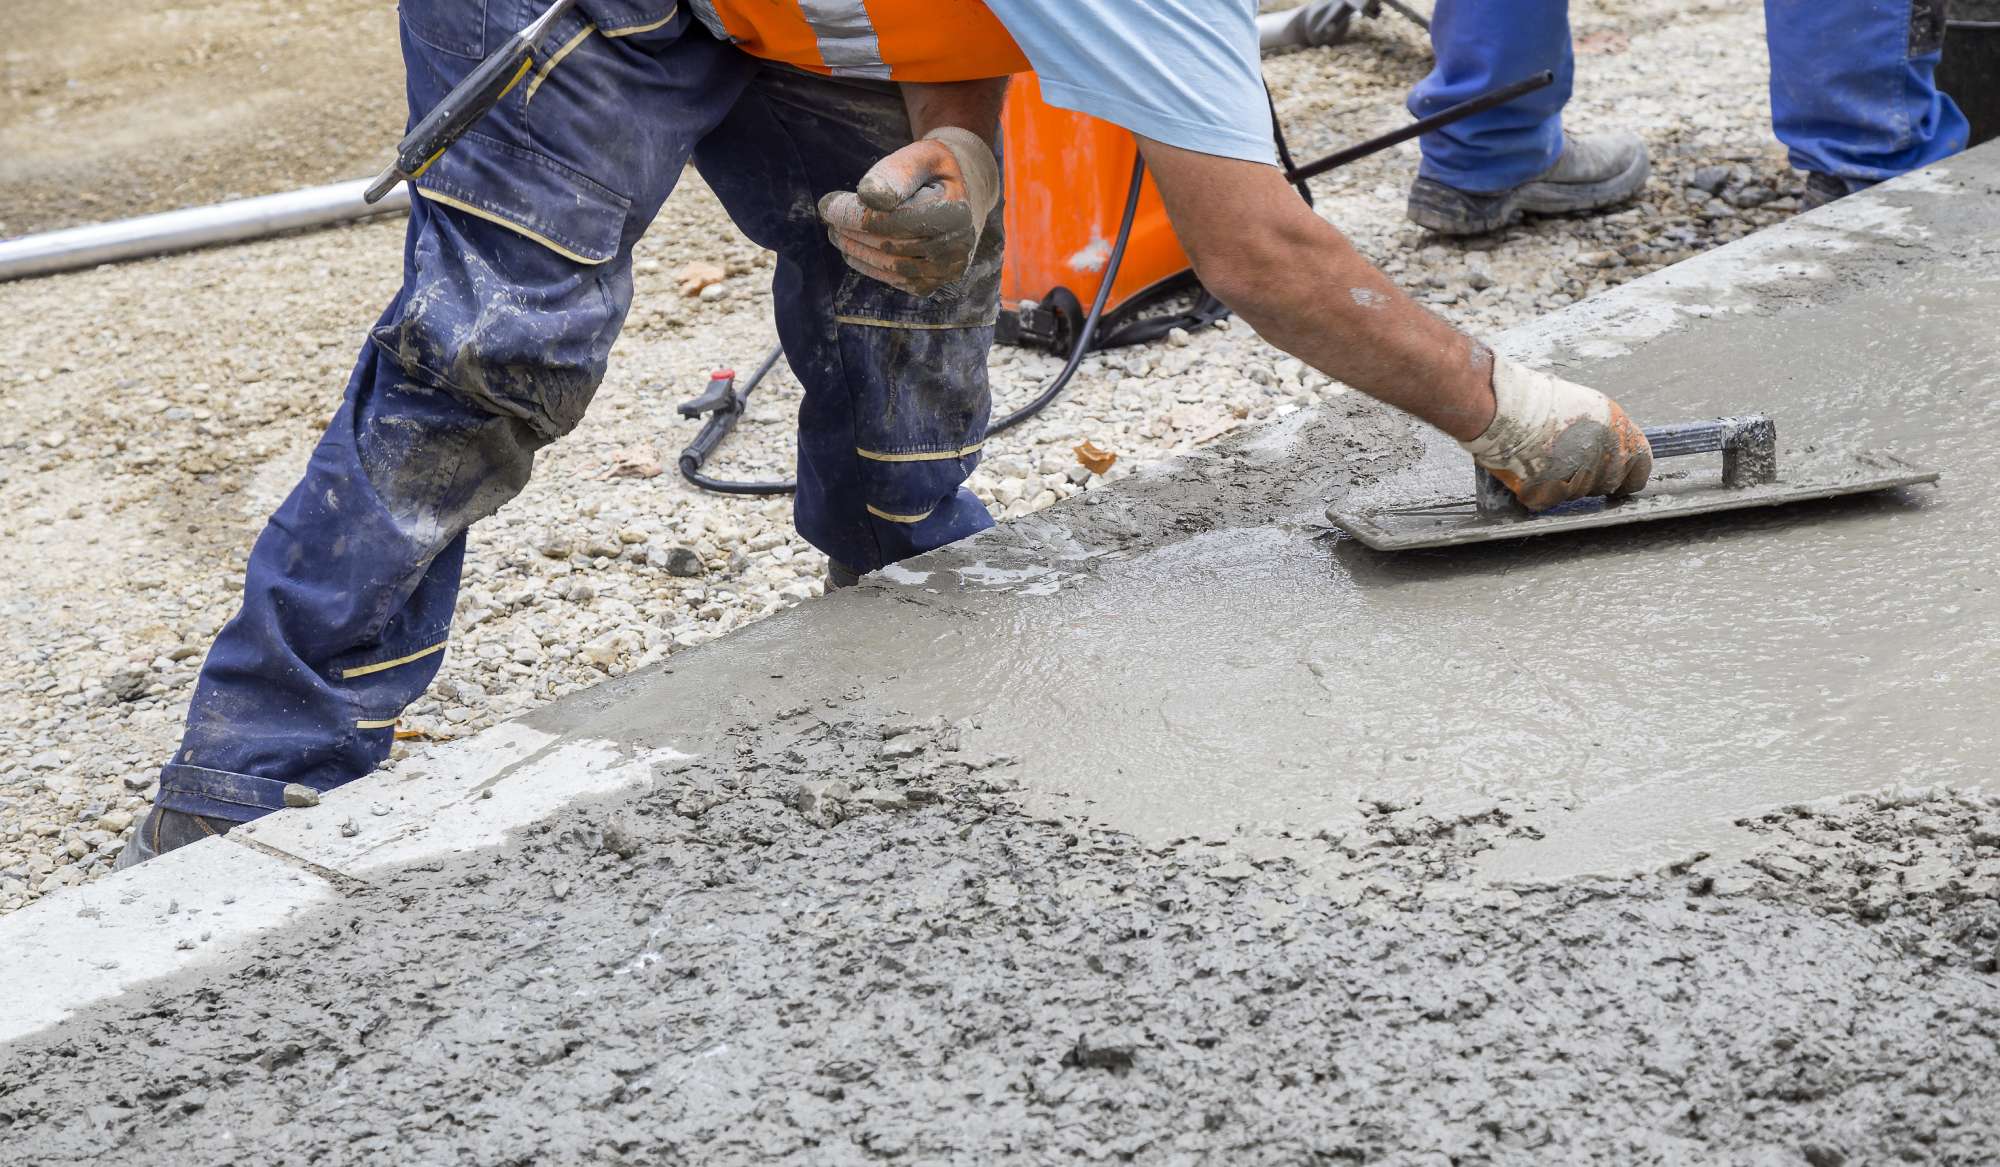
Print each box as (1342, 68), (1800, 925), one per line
(363, 32), (537, 202)
(679, 379), (746, 470)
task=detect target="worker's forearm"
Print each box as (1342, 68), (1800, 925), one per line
(1217, 208), (1497, 440)
(1140, 139), (1497, 441)
(900, 78), (1010, 148)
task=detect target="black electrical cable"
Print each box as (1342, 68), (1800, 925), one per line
(990, 153), (1146, 436)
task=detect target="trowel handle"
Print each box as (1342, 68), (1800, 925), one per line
(1474, 414), (1778, 517)
(1641, 416), (1776, 478)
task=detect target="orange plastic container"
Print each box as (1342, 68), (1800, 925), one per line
(1000, 74), (1194, 326)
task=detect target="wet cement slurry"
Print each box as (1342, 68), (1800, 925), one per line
(6, 151), (2000, 1163)
(483, 151), (1998, 884)
(2, 712), (1998, 1164)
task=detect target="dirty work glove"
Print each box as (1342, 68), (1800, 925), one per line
(817, 127), (1000, 299)
(1463, 356), (1654, 511)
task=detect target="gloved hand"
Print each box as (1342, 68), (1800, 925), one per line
(1462, 356), (1654, 511)
(817, 127), (1000, 299)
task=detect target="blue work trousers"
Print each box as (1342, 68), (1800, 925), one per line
(158, 0), (1000, 822)
(1410, 0), (1968, 192)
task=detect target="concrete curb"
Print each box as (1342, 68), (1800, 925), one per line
(0, 157), (1973, 1048)
(0, 720), (688, 1044)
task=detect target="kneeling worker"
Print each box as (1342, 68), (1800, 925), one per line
(120, 0), (1653, 864)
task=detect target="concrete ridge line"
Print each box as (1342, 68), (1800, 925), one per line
(227, 832), (375, 894)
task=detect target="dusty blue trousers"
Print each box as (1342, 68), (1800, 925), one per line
(158, 0), (1000, 822)
(1411, 0), (1968, 192)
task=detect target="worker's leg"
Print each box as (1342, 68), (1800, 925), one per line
(692, 67), (1000, 577)
(1406, 0), (1647, 235)
(1765, 0), (1968, 207)
(134, 4), (753, 854)
(1409, 0), (1575, 192)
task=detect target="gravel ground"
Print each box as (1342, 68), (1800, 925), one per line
(0, 0), (1805, 911)
(3, 699), (1996, 1163)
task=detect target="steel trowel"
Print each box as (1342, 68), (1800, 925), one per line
(1326, 415), (1940, 551)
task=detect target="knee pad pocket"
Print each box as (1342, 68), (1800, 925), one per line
(833, 274), (997, 524)
(371, 132), (633, 440)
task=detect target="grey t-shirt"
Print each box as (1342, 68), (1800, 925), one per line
(983, 0), (1277, 165)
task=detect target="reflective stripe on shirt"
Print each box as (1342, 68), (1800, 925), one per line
(797, 0), (893, 79)
(686, 0), (735, 41)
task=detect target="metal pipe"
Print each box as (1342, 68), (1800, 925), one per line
(0, 179), (411, 283)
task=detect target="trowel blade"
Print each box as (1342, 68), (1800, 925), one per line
(1326, 449), (1940, 552)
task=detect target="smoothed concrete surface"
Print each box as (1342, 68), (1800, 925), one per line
(499, 151), (1995, 883)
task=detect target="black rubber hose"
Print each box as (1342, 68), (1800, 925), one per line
(989, 154), (1146, 436)
(682, 153), (1149, 491)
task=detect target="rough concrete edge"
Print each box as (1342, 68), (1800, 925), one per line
(0, 157), (1967, 1050)
(0, 721), (693, 1047)
(0, 837), (338, 1045)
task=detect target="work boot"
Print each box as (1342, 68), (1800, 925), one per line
(825, 562), (863, 591)
(1801, 171), (1871, 211)
(113, 807), (235, 871)
(1408, 131), (1651, 236)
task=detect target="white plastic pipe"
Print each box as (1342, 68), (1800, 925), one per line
(0, 179), (412, 283)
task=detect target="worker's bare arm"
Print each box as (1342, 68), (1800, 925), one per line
(900, 78), (1012, 147)
(1136, 137), (1498, 440)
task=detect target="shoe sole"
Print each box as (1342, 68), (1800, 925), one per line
(1408, 150), (1652, 237)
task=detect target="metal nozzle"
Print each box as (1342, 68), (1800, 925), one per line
(363, 164), (406, 206)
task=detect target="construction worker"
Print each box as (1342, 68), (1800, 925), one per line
(1408, 0), (1967, 234)
(118, 0), (1653, 864)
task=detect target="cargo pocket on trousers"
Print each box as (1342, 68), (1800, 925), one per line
(833, 271), (997, 523)
(371, 130), (632, 440)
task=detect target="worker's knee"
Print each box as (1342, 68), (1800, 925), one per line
(370, 186), (632, 442)
(351, 369), (547, 552)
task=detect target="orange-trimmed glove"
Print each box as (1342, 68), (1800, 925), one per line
(1463, 357), (1654, 511)
(817, 127), (1000, 299)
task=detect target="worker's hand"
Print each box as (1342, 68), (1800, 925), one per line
(1463, 357), (1654, 511)
(818, 127), (1000, 299)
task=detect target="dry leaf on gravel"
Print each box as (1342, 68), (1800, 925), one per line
(676, 261), (728, 297)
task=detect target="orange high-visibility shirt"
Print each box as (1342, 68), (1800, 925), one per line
(689, 1), (1031, 82)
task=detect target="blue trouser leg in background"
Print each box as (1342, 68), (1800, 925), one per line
(1408, 0), (1575, 192)
(1765, 0), (1968, 190)
(159, 2), (998, 822)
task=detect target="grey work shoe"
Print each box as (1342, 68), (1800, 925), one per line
(1408, 131), (1652, 236)
(113, 807), (235, 870)
(1801, 171), (1871, 211)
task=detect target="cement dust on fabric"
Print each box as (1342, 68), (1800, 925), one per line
(1, 697), (1996, 1165)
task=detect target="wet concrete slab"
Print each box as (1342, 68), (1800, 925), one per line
(509, 150), (1997, 884)
(5, 146), (2000, 1167)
